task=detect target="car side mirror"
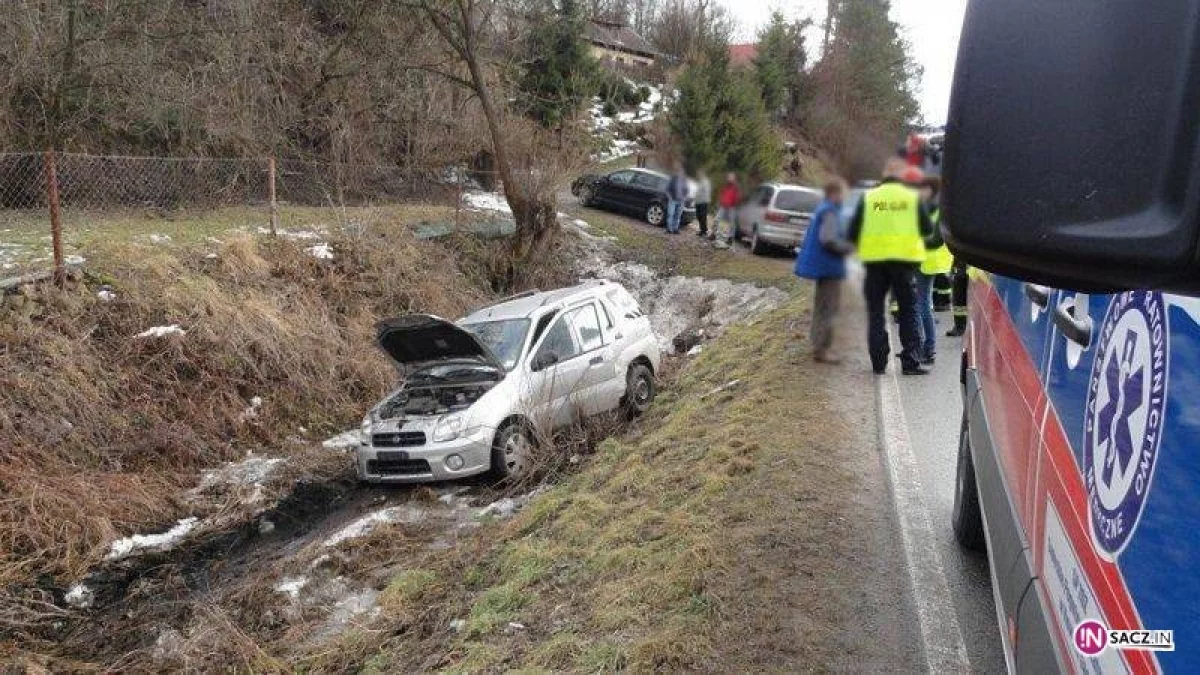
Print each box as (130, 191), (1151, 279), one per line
(531, 351), (559, 372)
(945, 0), (1200, 294)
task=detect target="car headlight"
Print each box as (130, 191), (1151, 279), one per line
(432, 414), (464, 443)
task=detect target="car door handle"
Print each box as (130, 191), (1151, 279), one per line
(1024, 283), (1050, 308)
(1053, 296), (1093, 347)
(613, 333), (624, 340)
(589, 355), (604, 365)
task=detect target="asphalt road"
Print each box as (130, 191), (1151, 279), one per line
(894, 317), (1007, 673)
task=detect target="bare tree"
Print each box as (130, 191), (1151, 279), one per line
(401, 0), (558, 266)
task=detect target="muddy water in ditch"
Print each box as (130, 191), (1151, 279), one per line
(48, 458), (551, 666)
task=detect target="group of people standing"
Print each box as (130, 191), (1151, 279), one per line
(795, 157), (966, 374)
(664, 167), (743, 246)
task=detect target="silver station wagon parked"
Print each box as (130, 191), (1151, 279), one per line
(734, 183), (823, 255)
(356, 281), (661, 484)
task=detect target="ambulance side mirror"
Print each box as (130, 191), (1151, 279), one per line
(944, 0), (1200, 295)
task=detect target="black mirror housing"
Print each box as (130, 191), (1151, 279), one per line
(945, 0), (1200, 294)
(531, 351), (559, 372)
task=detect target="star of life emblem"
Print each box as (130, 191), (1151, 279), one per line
(1083, 291), (1169, 559)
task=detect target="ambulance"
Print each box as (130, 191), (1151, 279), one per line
(945, 1), (1200, 672)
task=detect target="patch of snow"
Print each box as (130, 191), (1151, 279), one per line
(106, 517), (200, 560)
(576, 255), (788, 355)
(197, 456), (283, 492)
(2, 263), (15, 271)
(324, 505), (427, 547)
(323, 430), (361, 450)
(687, 344), (704, 356)
(274, 576), (309, 600)
(65, 254), (86, 266)
(134, 324), (186, 339)
(97, 288), (117, 302)
(65, 583), (94, 609)
(307, 243), (334, 260)
(204, 253), (219, 260)
(147, 234), (172, 244)
(462, 191), (512, 214)
(449, 618), (467, 632)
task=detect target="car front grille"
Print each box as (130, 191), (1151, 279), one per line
(367, 458), (433, 476)
(372, 431), (427, 447)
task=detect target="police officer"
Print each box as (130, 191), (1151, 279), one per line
(848, 158), (940, 375)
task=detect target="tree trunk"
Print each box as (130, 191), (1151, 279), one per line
(457, 3), (558, 266)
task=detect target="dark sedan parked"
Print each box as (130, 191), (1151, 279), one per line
(572, 168), (695, 228)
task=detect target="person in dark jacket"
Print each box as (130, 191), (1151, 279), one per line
(795, 178), (854, 363)
(665, 164), (688, 234)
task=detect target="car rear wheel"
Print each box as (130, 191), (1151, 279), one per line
(621, 363), (655, 418)
(579, 184), (594, 206)
(749, 225), (767, 255)
(646, 203), (665, 227)
(953, 412), (986, 551)
(490, 422), (533, 480)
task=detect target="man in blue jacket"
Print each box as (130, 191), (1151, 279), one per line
(795, 178), (855, 363)
(665, 164), (689, 234)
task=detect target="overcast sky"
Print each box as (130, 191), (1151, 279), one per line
(718, 0), (969, 124)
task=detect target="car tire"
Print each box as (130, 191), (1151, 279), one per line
(621, 363), (655, 418)
(749, 225), (766, 255)
(490, 421), (534, 481)
(646, 203), (666, 227)
(953, 413), (986, 551)
(579, 185), (594, 207)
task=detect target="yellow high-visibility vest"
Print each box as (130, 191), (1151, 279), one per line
(858, 182), (927, 264)
(920, 207), (953, 275)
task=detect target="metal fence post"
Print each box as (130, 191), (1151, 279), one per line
(268, 156), (279, 236)
(44, 150), (65, 286)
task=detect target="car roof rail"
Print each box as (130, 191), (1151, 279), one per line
(468, 288), (541, 316)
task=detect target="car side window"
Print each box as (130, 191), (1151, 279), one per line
(568, 304), (605, 352)
(534, 314), (580, 365)
(609, 171), (635, 185)
(632, 173), (663, 190)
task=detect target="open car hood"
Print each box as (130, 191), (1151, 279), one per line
(375, 314), (503, 371)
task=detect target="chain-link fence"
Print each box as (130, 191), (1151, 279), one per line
(0, 151), (507, 284)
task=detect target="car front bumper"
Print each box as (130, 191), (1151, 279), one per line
(354, 425), (495, 484)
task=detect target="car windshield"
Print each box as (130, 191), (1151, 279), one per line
(774, 189), (821, 213)
(461, 319), (530, 370)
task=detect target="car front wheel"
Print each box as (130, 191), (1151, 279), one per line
(579, 184), (594, 206)
(646, 203), (665, 227)
(621, 363), (655, 418)
(491, 422), (533, 480)
(953, 412), (986, 551)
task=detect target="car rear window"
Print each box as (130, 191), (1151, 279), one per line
(774, 189), (821, 213)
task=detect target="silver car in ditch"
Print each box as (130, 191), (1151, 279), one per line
(734, 183), (823, 255)
(356, 281), (662, 483)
